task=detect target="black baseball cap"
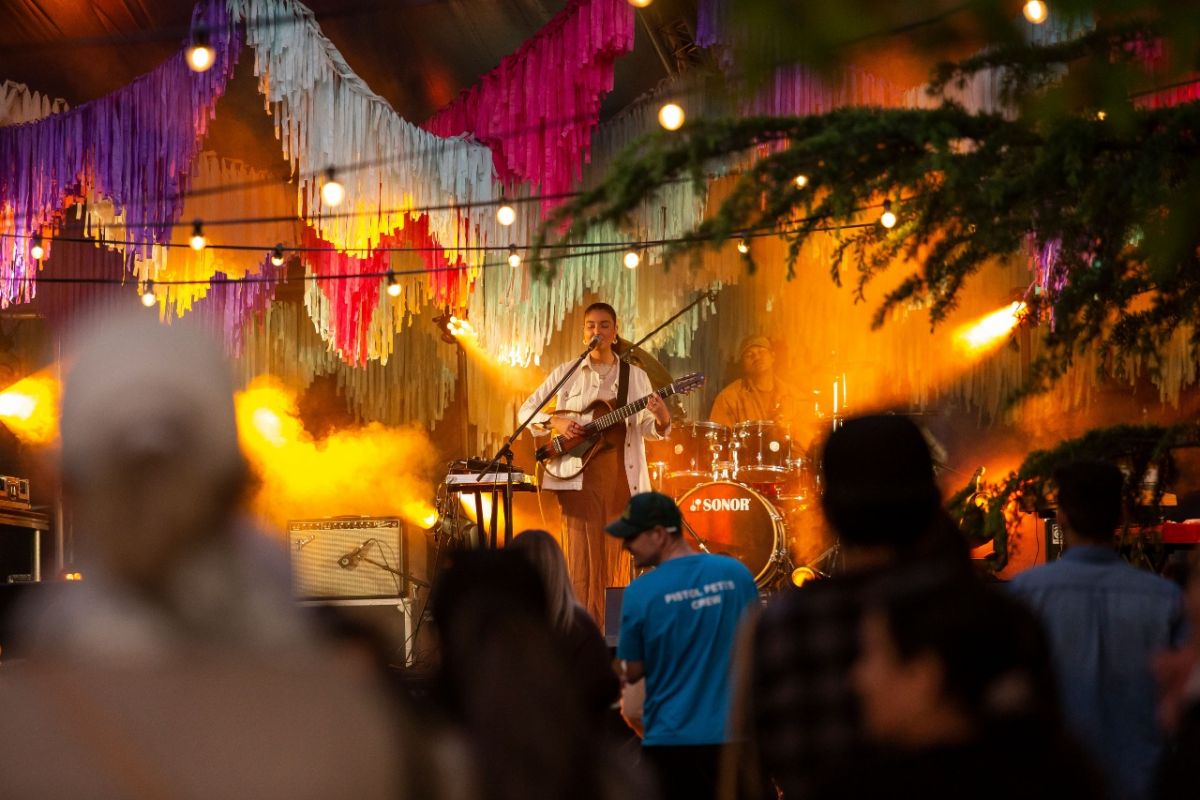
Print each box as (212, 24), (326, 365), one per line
(605, 492), (682, 539)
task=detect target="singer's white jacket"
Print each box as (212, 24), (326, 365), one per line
(519, 358), (670, 493)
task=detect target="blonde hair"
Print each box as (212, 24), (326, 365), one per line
(510, 529), (578, 634)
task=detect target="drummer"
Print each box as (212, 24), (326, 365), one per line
(710, 334), (800, 428)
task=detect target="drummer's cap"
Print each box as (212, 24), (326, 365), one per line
(739, 334), (772, 358)
(606, 492), (682, 539)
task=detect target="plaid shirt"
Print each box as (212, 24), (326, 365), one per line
(747, 572), (878, 799)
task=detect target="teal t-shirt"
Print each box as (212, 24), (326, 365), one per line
(617, 553), (758, 745)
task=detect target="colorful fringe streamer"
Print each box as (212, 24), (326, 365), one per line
(0, 1), (238, 305)
(0, 80), (69, 126)
(421, 0), (634, 216)
(190, 261), (285, 356)
(227, 0), (497, 259)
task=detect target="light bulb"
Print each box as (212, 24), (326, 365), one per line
(270, 244), (285, 267)
(29, 234), (44, 261)
(623, 249), (641, 269)
(1096, 110), (1107, 121)
(321, 169), (345, 208)
(794, 174), (809, 189)
(508, 245), (522, 268)
(880, 200), (897, 229)
(1022, 0), (1048, 24)
(186, 27), (214, 73)
(658, 102), (685, 131)
(628, 0), (653, 6)
(386, 272), (402, 297)
(736, 238), (750, 255)
(141, 283), (157, 307)
(189, 220), (206, 251)
(496, 204), (516, 226)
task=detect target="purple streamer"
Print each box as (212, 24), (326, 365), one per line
(189, 259), (284, 355)
(695, 0), (726, 49)
(0, 1), (239, 305)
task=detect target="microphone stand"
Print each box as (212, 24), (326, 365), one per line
(474, 336), (602, 546)
(359, 556), (432, 590)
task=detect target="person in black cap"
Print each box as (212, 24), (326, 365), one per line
(608, 491), (759, 800)
(729, 413), (974, 800)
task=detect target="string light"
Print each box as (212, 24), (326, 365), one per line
(1022, 0), (1048, 24)
(657, 102), (685, 131)
(321, 169), (346, 208)
(794, 174), (809, 189)
(736, 237), (750, 255)
(508, 245), (522, 268)
(496, 203), (516, 226)
(879, 200), (897, 229)
(189, 220), (207, 251)
(186, 25), (215, 73)
(29, 234), (44, 261)
(623, 249), (641, 269)
(1096, 110), (1107, 121)
(386, 271), (402, 297)
(270, 243), (285, 267)
(141, 281), (157, 307)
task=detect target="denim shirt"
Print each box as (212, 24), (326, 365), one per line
(1009, 545), (1185, 800)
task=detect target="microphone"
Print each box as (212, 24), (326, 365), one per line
(585, 334), (603, 351)
(337, 539), (373, 569)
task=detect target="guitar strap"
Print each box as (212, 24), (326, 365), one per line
(617, 358), (630, 409)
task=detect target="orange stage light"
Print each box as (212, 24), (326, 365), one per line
(0, 371), (61, 445)
(953, 301), (1026, 356)
(234, 376), (440, 533)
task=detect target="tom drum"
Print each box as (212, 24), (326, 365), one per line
(731, 420), (793, 484)
(665, 421), (731, 496)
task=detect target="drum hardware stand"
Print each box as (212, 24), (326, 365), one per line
(680, 517), (712, 554)
(475, 335), (603, 546)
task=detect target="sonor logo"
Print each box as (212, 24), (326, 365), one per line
(689, 498), (752, 512)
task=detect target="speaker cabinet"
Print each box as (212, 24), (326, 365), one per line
(287, 517), (406, 600)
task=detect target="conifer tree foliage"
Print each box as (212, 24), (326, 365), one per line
(536, 1), (1200, 398)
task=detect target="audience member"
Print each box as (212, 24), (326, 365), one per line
(607, 491), (759, 800)
(731, 414), (973, 799)
(1155, 548), (1200, 800)
(0, 312), (411, 798)
(509, 529), (621, 724)
(818, 579), (1103, 799)
(431, 548), (652, 800)
(1010, 459), (1185, 800)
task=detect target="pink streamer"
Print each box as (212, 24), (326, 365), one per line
(304, 215), (471, 365)
(421, 0), (634, 216)
(0, 1), (238, 305)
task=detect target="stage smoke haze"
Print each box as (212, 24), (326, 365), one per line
(235, 376), (440, 532)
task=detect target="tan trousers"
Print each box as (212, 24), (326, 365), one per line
(553, 431), (632, 628)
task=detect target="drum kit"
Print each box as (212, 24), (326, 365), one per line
(649, 419), (818, 590)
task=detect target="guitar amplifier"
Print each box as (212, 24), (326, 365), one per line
(287, 517), (406, 601)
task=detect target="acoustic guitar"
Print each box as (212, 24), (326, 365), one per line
(536, 372), (705, 479)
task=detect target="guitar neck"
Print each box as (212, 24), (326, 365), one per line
(587, 386), (675, 433)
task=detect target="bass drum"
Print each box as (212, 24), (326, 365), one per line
(678, 481), (786, 588)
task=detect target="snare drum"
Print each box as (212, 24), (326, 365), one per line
(731, 420), (793, 483)
(678, 481), (786, 588)
(665, 421), (730, 496)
